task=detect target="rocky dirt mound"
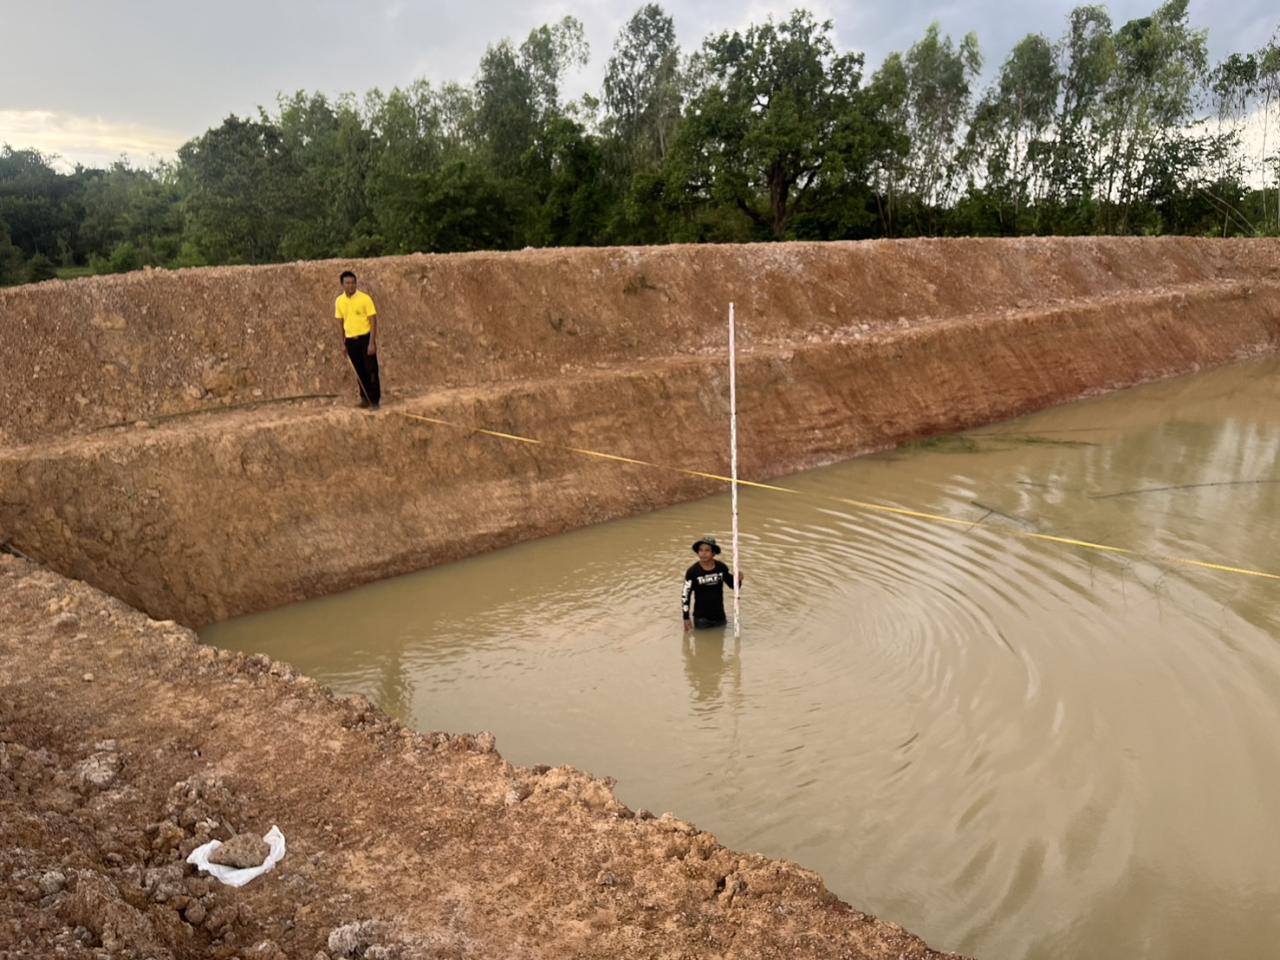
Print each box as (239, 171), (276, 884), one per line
(9, 239), (1277, 955)
(7, 274), (1279, 626)
(5, 237), (1279, 447)
(0, 553), (964, 959)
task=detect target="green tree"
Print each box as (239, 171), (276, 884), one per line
(0, 4), (1270, 259)
(1248, 35), (1280, 231)
(1212, 36), (1280, 233)
(367, 80), (474, 252)
(106, 241), (143, 274)
(271, 91), (374, 259)
(474, 17), (592, 245)
(398, 160), (518, 252)
(0, 224), (25, 285)
(79, 160), (183, 267)
(177, 115), (293, 263)
(26, 252), (57, 282)
(963, 34), (1060, 231)
(865, 53), (912, 235)
(475, 17), (588, 176)
(530, 116), (613, 245)
(1100, 0), (1209, 232)
(0, 147), (84, 261)
(475, 40), (540, 174)
(670, 10), (870, 239)
(603, 4), (683, 170)
(1046, 5), (1116, 229)
(900, 23), (983, 233)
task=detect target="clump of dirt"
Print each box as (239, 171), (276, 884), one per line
(208, 834), (271, 869)
(0, 553), (965, 958)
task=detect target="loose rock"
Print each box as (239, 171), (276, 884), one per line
(209, 832), (271, 868)
(38, 871), (66, 896)
(73, 750), (122, 791)
(52, 612), (80, 635)
(328, 919), (388, 958)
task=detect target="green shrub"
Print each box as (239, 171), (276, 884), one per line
(26, 253), (58, 283)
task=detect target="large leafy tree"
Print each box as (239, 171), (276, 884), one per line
(900, 23), (983, 233)
(366, 81), (478, 253)
(1045, 4), (1116, 227)
(670, 10), (870, 239)
(0, 147), (84, 263)
(270, 92), (374, 259)
(475, 17), (588, 176)
(0, 223), (25, 285)
(79, 160), (183, 269)
(474, 17), (592, 244)
(963, 34), (1060, 232)
(604, 4), (683, 171)
(1100, 0), (1209, 232)
(864, 53), (911, 235)
(177, 116), (294, 263)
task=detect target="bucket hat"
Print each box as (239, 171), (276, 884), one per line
(691, 536), (721, 555)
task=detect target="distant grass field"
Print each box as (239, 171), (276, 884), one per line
(55, 266), (95, 280)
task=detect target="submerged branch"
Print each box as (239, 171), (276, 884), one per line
(1090, 479), (1280, 500)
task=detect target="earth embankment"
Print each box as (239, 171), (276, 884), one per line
(3, 238), (1280, 958)
(0, 552), (964, 959)
(2, 238), (1278, 623)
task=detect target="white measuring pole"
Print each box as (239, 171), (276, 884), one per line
(729, 302), (741, 638)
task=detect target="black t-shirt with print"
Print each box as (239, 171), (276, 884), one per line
(682, 560), (737, 623)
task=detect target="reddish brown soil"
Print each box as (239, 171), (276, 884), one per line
(3, 243), (1278, 624)
(3, 239), (1280, 958)
(5, 237), (1280, 448)
(0, 553), (965, 960)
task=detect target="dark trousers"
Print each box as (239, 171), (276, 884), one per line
(345, 334), (381, 405)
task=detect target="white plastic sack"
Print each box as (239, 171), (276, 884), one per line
(186, 825), (286, 888)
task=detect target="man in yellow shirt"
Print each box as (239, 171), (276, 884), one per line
(335, 270), (382, 409)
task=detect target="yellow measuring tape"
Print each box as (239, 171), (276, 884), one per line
(396, 411), (1280, 582)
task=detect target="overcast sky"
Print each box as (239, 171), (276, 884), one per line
(0, 0), (1274, 169)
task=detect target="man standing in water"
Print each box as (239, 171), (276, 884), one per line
(335, 270), (381, 409)
(682, 536), (743, 631)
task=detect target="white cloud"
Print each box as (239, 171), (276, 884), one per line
(1202, 104), (1280, 189)
(0, 110), (185, 171)
(0, 0), (1273, 171)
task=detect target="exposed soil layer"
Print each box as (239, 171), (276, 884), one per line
(3, 240), (1279, 624)
(5, 238), (1280, 447)
(0, 553), (965, 959)
(2, 239), (1280, 957)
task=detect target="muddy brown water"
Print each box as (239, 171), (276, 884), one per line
(204, 356), (1280, 960)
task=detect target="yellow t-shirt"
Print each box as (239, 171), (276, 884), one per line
(335, 290), (377, 338)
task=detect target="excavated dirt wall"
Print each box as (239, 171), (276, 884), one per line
(4, 280), (1279, 624)
(3, 238), (1280, 958)
(4, 237), (1279, 446)
(2, 239), (1280, 624)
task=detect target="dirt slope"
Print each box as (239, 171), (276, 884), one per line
(4, 264), (1279, 624)
(4, 237), (1279, 447)
(3, 239), (1280, 958)
(0, 553), (965, 960)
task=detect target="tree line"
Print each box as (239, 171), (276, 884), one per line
(2, 0), (1277, 286)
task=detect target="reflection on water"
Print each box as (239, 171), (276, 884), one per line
(682, 628), (741, 706)
(204, 356), (1280, 960)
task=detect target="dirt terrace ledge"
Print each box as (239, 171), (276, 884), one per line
(4, 270), (1279, 625)
(4, 239), (1280, 956)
